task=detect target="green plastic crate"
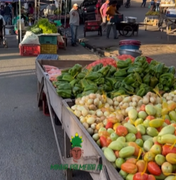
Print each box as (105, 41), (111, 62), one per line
(39, 35), (57, 45)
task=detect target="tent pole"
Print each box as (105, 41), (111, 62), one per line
(64, 0), (67, 27)
(19, 0), (22, 43)
(35, 0), (37, 20)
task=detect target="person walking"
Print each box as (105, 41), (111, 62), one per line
(106, 1), (119, 39)
(156, 0), (160, 11)
(69, 3), (79, 46)
(3, 3), (11, 25)
(100, 0), (109, 32)
(141, 0), (147, 7)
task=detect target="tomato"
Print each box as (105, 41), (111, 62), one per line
(136, 160), (146, 172)
(136, 131), (142, 139)
(116, 125), (128, 136)
(121, 162), (138, 174)
(164, 119), (171, 125)
(156, 127), (162, 132)
(162, 145), (176, 156)
(114, 150), (119, 158)
(147, 162), (162, 176)
(126, 158), (137, 164)
(100, 136), (110, 147)
(128, 142), (141, 157)
(147, 175), (156, 180)
(161, 162), (173, 174)
(106, 121), (113, 129)
(133, 172), (148, 180)
(140, 105), (146, 111)
(146, 115), (155, 120)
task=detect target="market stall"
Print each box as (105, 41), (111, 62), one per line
(36, 39), (176, 180)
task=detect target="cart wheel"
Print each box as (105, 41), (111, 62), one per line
(122, 26), (134, 37)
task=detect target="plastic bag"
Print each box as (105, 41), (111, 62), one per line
(20, 31), (40, 45)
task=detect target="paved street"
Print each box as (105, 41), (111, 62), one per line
(0, 0), (176, 180)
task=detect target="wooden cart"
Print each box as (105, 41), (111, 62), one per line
(36, 59), (124, 180)
(144, 15), (160, 30)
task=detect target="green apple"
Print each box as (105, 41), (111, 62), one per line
(150, 144), (162, 154)
(155, 154), (166, 166)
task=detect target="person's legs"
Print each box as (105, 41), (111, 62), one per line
(74, 26), (78, 44)
(4, 15), (8, 24)
(106, 22), (111, 38)
(143, 0), (146, 7)
(70, 24), (76, 46)
(112, 23), (117, 39)
(101, 17), (107, 32)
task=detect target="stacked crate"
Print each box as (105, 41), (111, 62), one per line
(39, 35), (58, 54)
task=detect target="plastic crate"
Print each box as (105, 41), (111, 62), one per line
(36, 54), (58, 61)
(39, 35), (57, 45)
(20, 44), (40, 56)
(40, 44), (58, 54)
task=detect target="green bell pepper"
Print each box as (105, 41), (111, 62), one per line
(168, 66), (175, 74)
(76, 71), (87, 79)
(136, 88), (146, 97)
(72, 86), (82, 96)
(121, 82), (134, 94)
(92, 63), (103, 72)
(68, 64), (82, 77)
(117, 59), (132, 69)
(81, 79), (89, 88)
(98, 65), (111, 76)
(106, 65), (117, 77)
(62, 74), (74, 82)
(70, 79), (79, 87)
(110, 89), (126, 98)
(94, 78), (105, 85)
(84, 84), (98, 93)
(85, 72), (101, 80)
(123, 74), (135, 85)
(57, 89), (72, 98)
(114, 69), (127, 77)
(150, 76), (158, 88)
(106, 77), (117, 86)
(143, 74), (151, 85)
(114, 81), (122, 89)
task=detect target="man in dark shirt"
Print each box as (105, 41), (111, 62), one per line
(4, 3), (11, 24)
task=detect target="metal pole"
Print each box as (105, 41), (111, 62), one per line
(35, 0), (37, 20)
(38, 0), (40, 20)
(19, 0), (22, 43)
(64, 0), (67, 27)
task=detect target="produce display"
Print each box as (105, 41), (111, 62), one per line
(53, 56), (176, 98)
(43, 55), (176, 180)
(71, 91), (176, 180)
(30, 18), (57, 34)
(146, 11), (160, 16)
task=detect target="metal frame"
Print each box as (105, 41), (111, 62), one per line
(35, 59), (124, 180)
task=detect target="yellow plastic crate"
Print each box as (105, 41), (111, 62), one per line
(40, 44), (58, 54)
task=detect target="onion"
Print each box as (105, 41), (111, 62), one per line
(104, 111), (110, 117)
(132, 97), (138, 102)
(82, 96), (87, 102)
(107, 98), (113, 105)
(79, 99), (85, 105)
(122, 103), (129, 109)
(96, 94), (101, 99)
(100, 116), (106, 121)
(87, 128), (94, 135)
(98, 101), (103, 107)
(123, 97), (131, 103)
(83, 122), (89, 129)
(138, 99), (143, 107)
(91, 123), (97, 129)
(71, 105), (77, 110)
(96, 110), (103, 117)
(94, 98), (99, 106)
(87, 116), (96, 124)
(126, 107), (134, 113)
(74, 110), (81, 117)
(143, 96), (149, 104)
(89, 105), (97, 110)
(105, 103), (110, 109)
(103, 119), (107, 126)
(167, 100), (174, 104)
(87, 99), (93, 105)
(156, 97), (161, 104)
(114, 101), (119, 106)
(116, 96), (123, 102)
(80, 116), (86, 123)
(166, 95), (172, 101)
(150, 97), (156, 104)
(173, 97), (176, 102)
(89, 93), (96, 99)
(82, 108), (88, 117)
(109, 106), (115, 112)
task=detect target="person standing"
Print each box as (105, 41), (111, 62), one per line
(100, 0), (109, 32)
(141, 0), (147, 7)
(3, 3), (11, 25)
(106, 1), (119, 39)
(0, 5), (4, 16)
(156, 0), (160, 11)
(69, 3), (79, 46)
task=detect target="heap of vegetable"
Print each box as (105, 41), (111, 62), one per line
(71, 91), (176, 180)
(53, 56), (176, 99)
(30, 18), (57, 34)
